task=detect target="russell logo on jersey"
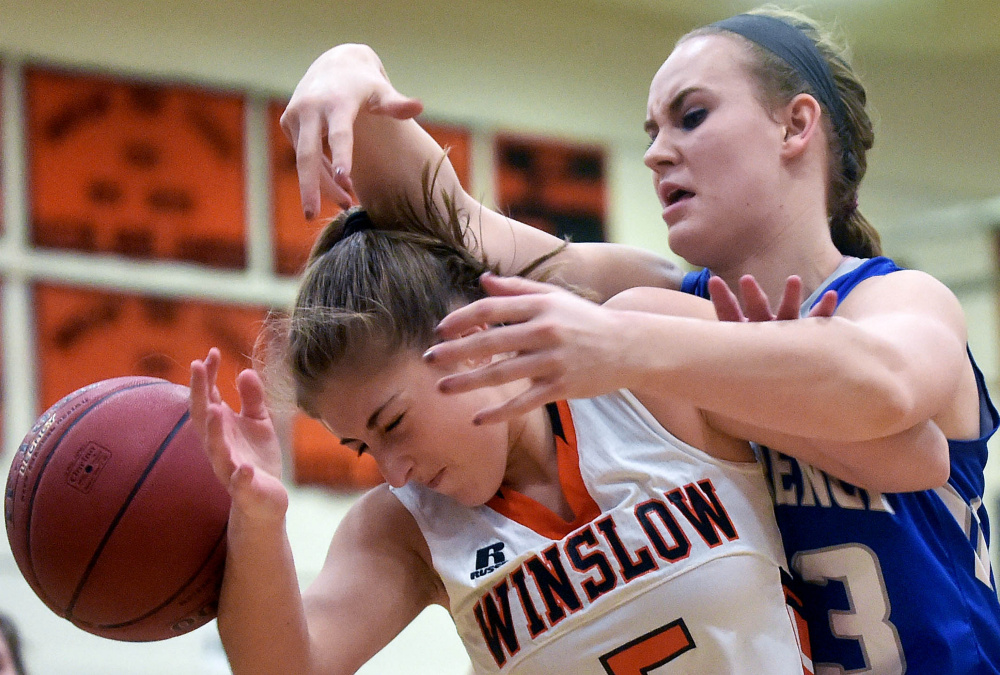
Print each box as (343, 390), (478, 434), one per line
(472, 542), (508, 580)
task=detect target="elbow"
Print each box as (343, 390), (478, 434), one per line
(924, 447), (952, 490)
(854, 421), (951, 494)
(836, 352), (929, 440)
(857, 383), (921, 438)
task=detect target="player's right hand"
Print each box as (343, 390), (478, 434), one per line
(189, 348), (288, 521)
(280, 43), (423, 217)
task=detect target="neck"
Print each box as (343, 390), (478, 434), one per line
(503, 404), (573, 520)
(709, 184), (848, 306)
(712, 240), (846, 309)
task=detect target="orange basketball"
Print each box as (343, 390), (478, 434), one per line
(4, 376), (230, 641)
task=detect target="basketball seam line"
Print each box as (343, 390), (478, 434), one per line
(20, 379), (162, 607)
(65, 408), (191, 620)
(98, 524), (227, 631)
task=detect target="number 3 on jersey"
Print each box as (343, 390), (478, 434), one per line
(599, 619), (695, 675)
(793, 544), (905, 675)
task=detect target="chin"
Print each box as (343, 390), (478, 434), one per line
(666, 228), (713, 269)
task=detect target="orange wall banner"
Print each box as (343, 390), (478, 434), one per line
(27, 67), (247, 267)
(494, 133), (606, 242)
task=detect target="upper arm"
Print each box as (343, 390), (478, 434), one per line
(300, 487), (442, 674)
(835, 270), (975, 437)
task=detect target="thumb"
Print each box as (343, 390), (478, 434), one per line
(236, 369), (270, 421)
(370, 90), (424, 120)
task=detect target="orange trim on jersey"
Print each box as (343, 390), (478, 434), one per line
(487, 400), (602, 539)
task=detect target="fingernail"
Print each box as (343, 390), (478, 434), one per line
(423, 348), (436, 362)
(304, 209), (315, 220)
(472, 415), (483, 426)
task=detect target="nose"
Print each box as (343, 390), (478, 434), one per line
(377, 450), (415, 488)
(643, 133), (679, 172)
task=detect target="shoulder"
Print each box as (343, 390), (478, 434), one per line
(837, 267), (967, 332)
(603, 285), (715, 319)
(317, 485), (444, 604)
(335, 485), (432, 559)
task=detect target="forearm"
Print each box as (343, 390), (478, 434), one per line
(716, 414), (950, 491)
(217, 510), (313, 675)
(620, 311), (950, 442)
(342, 61), (681, 299)
(351, 112), (574, 278)
(803, 421), (950, 492)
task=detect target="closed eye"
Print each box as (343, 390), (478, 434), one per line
(384, 413), (404, 433)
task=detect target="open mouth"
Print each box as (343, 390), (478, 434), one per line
(666, 188), (694, 206)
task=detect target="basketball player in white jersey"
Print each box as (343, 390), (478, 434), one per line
(188, 188), (812, 673)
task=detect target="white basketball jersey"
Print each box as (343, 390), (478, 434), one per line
(391, 391), (807, 674)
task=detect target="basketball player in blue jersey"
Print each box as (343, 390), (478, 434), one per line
(279, 6), (1000, 673)
(188, 188), (812, 673)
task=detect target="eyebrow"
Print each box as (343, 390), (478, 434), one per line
(339, 394), (398, 445)
(644, 86), (703, 135)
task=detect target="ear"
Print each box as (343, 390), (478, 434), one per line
(457, 323), (494, 368)
(778, 93), (823, 161)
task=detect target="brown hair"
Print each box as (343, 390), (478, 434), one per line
(0, 612), (27, 675)
(281, 161), (564, 417)
(688, 5), (882, 257)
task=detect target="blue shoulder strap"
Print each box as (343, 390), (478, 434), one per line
(681, 269), (712, 298)
(811, 256), (902, 310)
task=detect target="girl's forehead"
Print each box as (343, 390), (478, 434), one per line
(317, 350), (425, 422)
(651, 34), (752, 98)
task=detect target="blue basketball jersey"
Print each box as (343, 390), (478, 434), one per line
(683, 257), (1000, 673)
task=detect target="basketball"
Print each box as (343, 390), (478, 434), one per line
(4, 376), (231, 642)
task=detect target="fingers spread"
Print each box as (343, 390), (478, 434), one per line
(292, 112), (327, 219)
(437, 350), (557, 395)
(738, 275), (775, 321)
(434, 295), (547, 341)
(478, 272), (560, 297)
(189, 359), (210, 429)
(372, 90), (424, 120)
(707, 276), (745, 322)
(774, 276), (803, 321)
(807, 290), (839, 318)
(236, 369), (269, 421)
(472, 385), (558, 427)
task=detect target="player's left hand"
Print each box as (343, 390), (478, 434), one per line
(708, 274), (838, 322)
(425, 273), (630, 425)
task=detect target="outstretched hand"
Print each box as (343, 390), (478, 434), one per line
(189, 348), (288, 521)
(424, 274), (629, 426)
(280, 44), (424, 216)
(708, 274), (838, 322)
